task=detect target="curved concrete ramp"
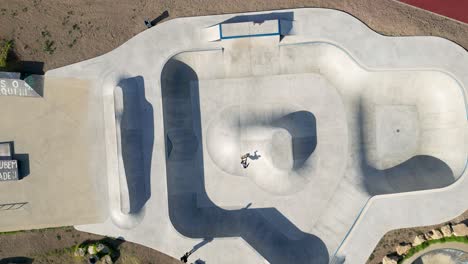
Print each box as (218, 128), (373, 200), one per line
(207, 105), (317, 194)
(110, 76), (154, 228)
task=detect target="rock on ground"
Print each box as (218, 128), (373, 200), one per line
(396, 243), (412, 256)
(441, 225), (453, 237)
(452, 223), (468, 237)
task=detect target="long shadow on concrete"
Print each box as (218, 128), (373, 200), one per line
(117, 76), (153, 213)
(162, 59), (329, 264)
(271, 111), (317, 169)
(357, 102), (455, 195)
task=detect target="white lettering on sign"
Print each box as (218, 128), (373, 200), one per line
(0, 160), (17, 169)
(0, 79), (39, 97)
(0, 171), (12, 180)
(0, 160), (18, 181)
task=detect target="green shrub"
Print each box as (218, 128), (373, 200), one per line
(0, 39), (13, 68)
(399, 236), (468, 263)
(43, 39), (56, 54)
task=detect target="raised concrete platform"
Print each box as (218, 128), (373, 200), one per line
(0, 78), (107, 230)
(4, 8), (464, 264)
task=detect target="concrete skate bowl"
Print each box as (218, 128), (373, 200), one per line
(357, 70), (468, 195)
(111, 76), (154, 228)
(206, 105), (317, 195)
(279, 42), (468, 195)
(161, 58), (329, 264)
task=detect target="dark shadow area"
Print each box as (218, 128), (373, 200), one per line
(17, 61), (45, 75)
(220, 11), (293, 24)
(248, 151), (261, 160)
(219, 12), (294, 41)
(272, 111), (317, 169)
(358, 103), (455, 195)
(162, 59), (329, 264)
(0, 257), (34, 264)
(116, 76), (153, 213)
(150, 10), (169, 26)
(3, 48), (44, 75)
(0, 141), (30, 179)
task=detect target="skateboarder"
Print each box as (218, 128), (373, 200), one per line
(240, 153), (250, 168)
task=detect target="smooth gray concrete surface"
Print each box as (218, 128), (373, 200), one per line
(0, 78), (107, 231)
(38, 8), (468, 264)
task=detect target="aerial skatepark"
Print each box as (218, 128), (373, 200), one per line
(0, 8), (467, 264)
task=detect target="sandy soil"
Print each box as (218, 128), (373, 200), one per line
(0, 0), (467, 71)
(367, 210), (468, 264)
(0, 0), (467, 263)
(0, 227), (180, 264)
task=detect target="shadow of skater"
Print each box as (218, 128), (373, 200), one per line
(181, 238), (213, 263)
(191, 238), (213, 254)
(248, 150), (261, 160)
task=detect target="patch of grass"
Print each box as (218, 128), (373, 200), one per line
(41, 30), (51, 38)
(62, 15), (70, 26)
(68, 38), (77, 48)
(56, 234), (62, 240)
(0, 229), (21, 235)
(0, 39), (13, 68)
(399, 236), (468, 263)
(22, 7), (28, 12)
(43, 39), (56, 54)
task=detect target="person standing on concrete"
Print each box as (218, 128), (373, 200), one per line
(180, 252), (190, 263)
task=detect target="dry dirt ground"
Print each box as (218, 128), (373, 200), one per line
(0, 226), (180, 264)
(0, 0), (467, 71)
(0, 0), (467, 263)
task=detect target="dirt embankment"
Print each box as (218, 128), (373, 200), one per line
(0, 0), (467, 71)
(0, 227), (180, 264)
